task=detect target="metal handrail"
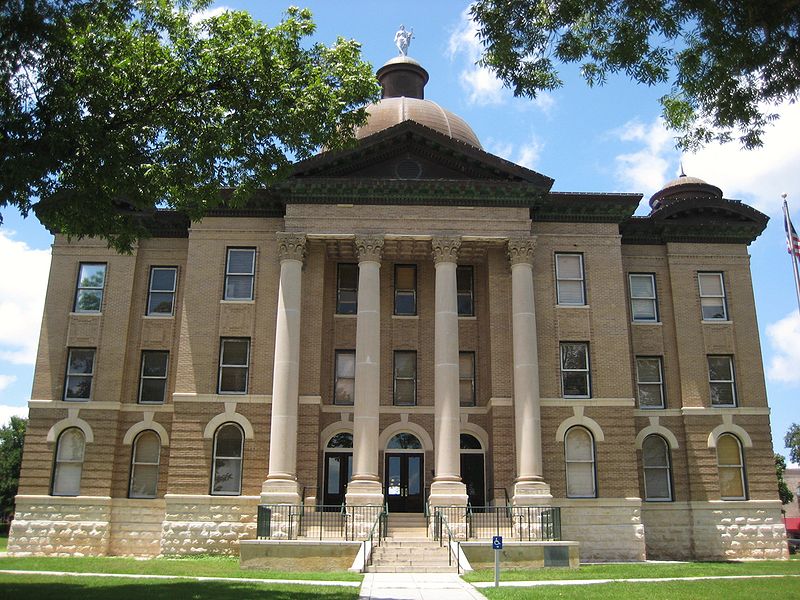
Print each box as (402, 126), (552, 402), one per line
(435, 508), (461, 574)
(363, 504), (388, 572)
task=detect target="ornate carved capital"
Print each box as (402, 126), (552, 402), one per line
(276, 232), (307, 262)
(431, 237), (461, 265)
(355, 236), (384, 263)
(507, 237), (536, 266)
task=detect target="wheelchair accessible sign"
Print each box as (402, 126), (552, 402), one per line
(492, 536), (503, 587)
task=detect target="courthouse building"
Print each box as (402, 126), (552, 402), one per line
(9, 54), (789, 561)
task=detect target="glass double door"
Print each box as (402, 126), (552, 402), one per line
(384, 453), (424, 512)
(323, 452), (352, 507)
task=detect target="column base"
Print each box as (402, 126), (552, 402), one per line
(345, 479), (385, 507)
(512, 479), (552, 506)
(428, 480), (468, 508)
(260, 478), (301, 505)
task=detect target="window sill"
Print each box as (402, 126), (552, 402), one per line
(334, 313), (357, 318)
(220, 299), (255, 304)
(143, 314), (174, 320)
(555, 304), (590, 309)
(562, 396), (591, 400)
(63, 398), (91, 402)
(701, 319), (732, 324)
(392, 315), (418, 320)
(710, 404), (738, 409)
(217, 391), (248, 396)
(637, 405), (666, 410)
(70, 311), (102, 317)
(632, 320), (662, 326)
(458, 316), (477, 321)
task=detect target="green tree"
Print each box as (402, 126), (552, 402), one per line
(776, 453), (794, 506)
(1, 1), (380, 251)
(470, 0), (800, 150)
(0, 416), (26, 519)
(786, 423), (800, 465)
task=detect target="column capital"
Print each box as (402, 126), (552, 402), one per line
(276, 232), (307, 262)
(507, 237), (537, 266)
(355, 235), (384, 263)
(431, 237), (461, 265)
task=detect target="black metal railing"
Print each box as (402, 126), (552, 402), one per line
(363, 503), (388, 571)
(432, 505), (561, 542)
(256, 504), (387, 541)
(434, 508), (461, 573)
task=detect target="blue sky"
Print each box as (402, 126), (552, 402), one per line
(1, 1), (798, 464)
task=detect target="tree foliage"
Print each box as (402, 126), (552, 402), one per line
(786, 423), (800, 465)
(776, 453), (794, 506)
(1, 0), (380, 251)
(0, 416), (26, 519)
(470, 0), (800, 150)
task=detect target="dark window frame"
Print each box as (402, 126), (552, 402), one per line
(560, 342), (591, 398)
(73, 262), (107, 313)
(224, 248), (256, 301)
(128, 430), (161, 499)
(334, 349), (356, 405)
(708, 355), (737, 407)
(336, 263), (358, 315)
(459, 351), (476, 406)
(393, 350), (417, 406)
(63, 347), (96, 402)
(698, 271), (728, 321)
(394, 264), (418, 316)
(641, 434), (674, 502)
(217, 337), (251, 395)
(457, 265), (475, 317)
(147, 266), (178, 316)
(139, 350), (169, 404)
(635, 356), (665, 409)
(564, 426), (597, 498)
(210, 422), (244, 496)
(629, 272), (659, 322)
(555, 253), (586, 306)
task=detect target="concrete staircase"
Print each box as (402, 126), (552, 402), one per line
(366, 513), (457, 573)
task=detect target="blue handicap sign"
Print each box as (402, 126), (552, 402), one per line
(492, 535), (503, 550)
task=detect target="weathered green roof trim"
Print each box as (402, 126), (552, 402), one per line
(533, 191), (642, 223)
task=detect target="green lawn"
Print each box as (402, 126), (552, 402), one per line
(465, 560), (800, 582)
(0, 534), (7, 553)
(0, 573), (360, 600)
(0, 554), (362, 582)
(479, 577), (800, 599)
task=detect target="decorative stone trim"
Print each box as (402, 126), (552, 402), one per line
(46, 408), (94, 444)
(276, 232), (307, 262)
(202, 403), (255, 439)
(707, 417), (753, 448)
(319, 420), (354, 447)
(122, 412), (171, 446)
(431, 237), (461, 264)
(507, 237), (536, 265)
(378, 421), (433, 451)
(554, 406), (605, 442)
(354, 235), (384, 263)
(635, 416), (679, 449)
(459, 422), (489, 450)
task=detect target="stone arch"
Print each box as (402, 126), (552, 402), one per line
(555, 414), (605, 443)
(203, 408), (254, 440)
(320, 420), (354, 447)
(123, 417), (170, 446)
(707, 423), (753, 448)
(47, 413), (94, 444)
(635, 425), (679, 450)
(379, 421), (433, 451)
(460, 422), (489, 450)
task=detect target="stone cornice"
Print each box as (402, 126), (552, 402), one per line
(431, 237), (461, 264)
(355, 236), (384, 263)
(507, 237), (536, 265)
(276, 232), (307, 262)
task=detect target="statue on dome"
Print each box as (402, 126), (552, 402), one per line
(394, 25), (414, 56)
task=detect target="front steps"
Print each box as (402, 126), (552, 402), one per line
(366, 513), (458, 573)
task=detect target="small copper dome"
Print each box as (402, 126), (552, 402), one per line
(649, 173), (723, 210)
(355, 55), (482, 148)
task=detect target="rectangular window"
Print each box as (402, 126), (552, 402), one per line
(218, 338), (250, 394)
(139, 351), (169, 404)
(636, 357), (665, 408)
(459, 351), (476, 406)
(708, 355), (736, 406)
(147, 267), (177, 316)
(629, 273), (658, 322)
(457, 266), (474, 316)
(336, 263), (358, 315)
(334, 350), (355, 405)
(561, 342), (590, 398)
(393, 351), (417, 406)
(555, 253), (585, 305)
(698, 272), (727, 320)
(74, 263), (107, 312)
(64, 348), (96, 401)
(394, 265), (417, 315)
(224, 248), (255, 301)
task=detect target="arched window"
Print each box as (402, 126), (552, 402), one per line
(717, 433), (746, 500)
(129, 431), (161, 499)
(211, 423), (244, 495)
(460, 434), (482, 450)
(642, 435), (672, 501)
(565, 426), (596, 498)
(52, 428), (85, 496)
(387, 433), (422, 450)
(327, 432), (353, 449)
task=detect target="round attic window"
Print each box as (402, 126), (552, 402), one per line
(395, 158), (422, 179)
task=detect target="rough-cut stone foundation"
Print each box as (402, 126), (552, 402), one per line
(556, 498), (646, 562)
(160, 494), (259, 555)
(109, 499), (165, 556)
(9, 495), (112, 556)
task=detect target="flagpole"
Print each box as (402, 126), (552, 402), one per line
(782, 194), (800, 315)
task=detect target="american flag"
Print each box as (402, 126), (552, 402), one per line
(786, 206), (800, 258)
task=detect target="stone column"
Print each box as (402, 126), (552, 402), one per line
(346, 236), (385, 507)
(429, 237), (468, 508)
(508, 238), (551, 505)
(262, 233), (307, 505)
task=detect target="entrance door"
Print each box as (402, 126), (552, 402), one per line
(323, 452), (352, 507)
(384, 453), (424, 512)
(460, 453), (486, 507)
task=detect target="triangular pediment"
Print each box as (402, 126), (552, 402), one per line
(291, 120), (554, 189)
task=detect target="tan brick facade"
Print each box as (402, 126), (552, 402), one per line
(8, 70), (788, 561)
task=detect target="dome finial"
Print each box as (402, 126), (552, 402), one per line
(394, 25), (414, 56)
(679, 161), (686, 177)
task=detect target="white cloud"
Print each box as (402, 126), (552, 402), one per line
(613, 117), (677, 197)
(0, 404), (27, 427)
(486, 135), (544, 170)
(0, 375), (17, 392)
(447, 8), (505, 106)
(189, 6), (231, 25)
(767, 311), (800, 383)
(0, 231), (51, 366)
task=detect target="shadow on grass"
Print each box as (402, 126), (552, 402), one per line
(0, 579), (359, 600)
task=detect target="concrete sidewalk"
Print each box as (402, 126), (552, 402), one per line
(359, 573), (486, 600)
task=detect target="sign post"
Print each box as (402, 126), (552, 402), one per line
(492, 535), (503, 587)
